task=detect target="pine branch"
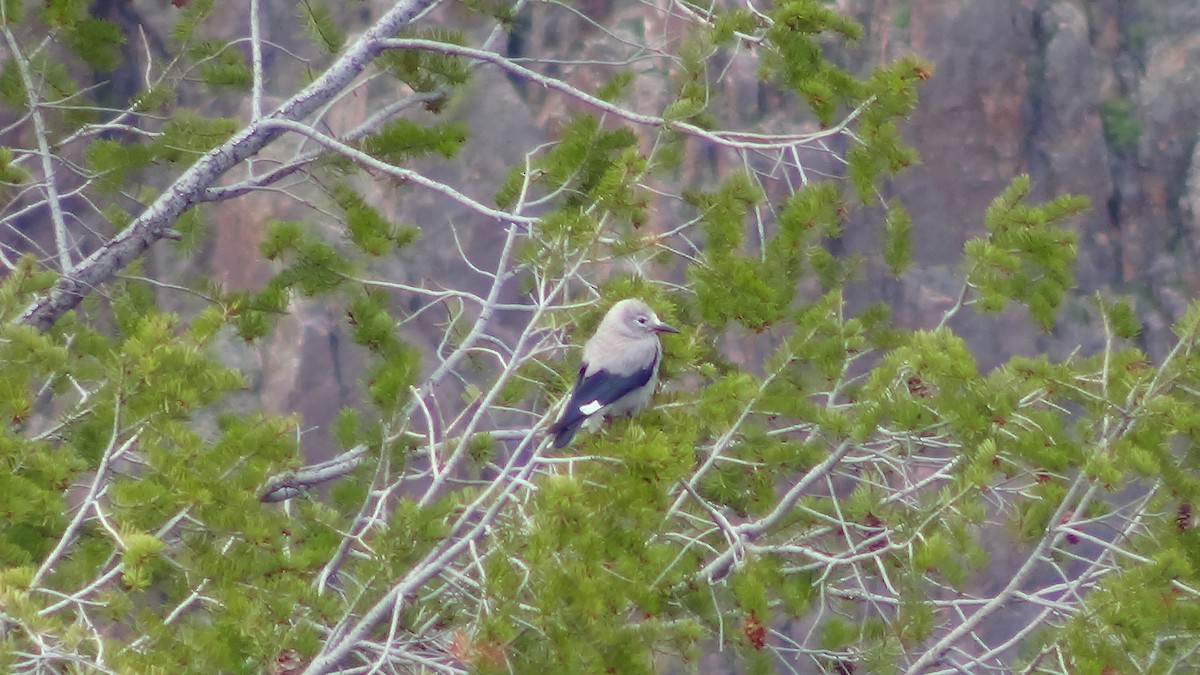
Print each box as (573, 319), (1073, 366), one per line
(16, 0), (438, 333)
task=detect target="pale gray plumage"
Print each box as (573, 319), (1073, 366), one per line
(549, 299), (678, 448)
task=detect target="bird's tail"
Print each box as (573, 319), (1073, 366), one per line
(549, 417), (582, 448)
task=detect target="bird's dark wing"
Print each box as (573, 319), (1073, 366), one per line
(549, 359), (656, 448)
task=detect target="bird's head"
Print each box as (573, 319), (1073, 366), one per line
(606, 298), (679, 340)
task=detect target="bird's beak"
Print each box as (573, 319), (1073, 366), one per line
(654, 321), (679, 334)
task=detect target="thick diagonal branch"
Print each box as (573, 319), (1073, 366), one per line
(17, 0), (436, 333)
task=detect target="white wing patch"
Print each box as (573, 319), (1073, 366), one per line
(579, 400), (604, 415)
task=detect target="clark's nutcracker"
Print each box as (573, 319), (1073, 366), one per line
(549, 298), (678, 448)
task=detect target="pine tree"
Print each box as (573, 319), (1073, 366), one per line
(0, 1), (1196, 674)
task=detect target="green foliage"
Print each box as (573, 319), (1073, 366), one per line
(883, 199), (913, 274)
(690, 176), (845, 330)
(260, 219), (354, 295)
(1095, 295), (1141, 339)
(61, 18), (125, 73)
(670, 29), (717, 129)
(131, 84), (173, 113)
(377, 29), (471, 93)
(346, 289), (419, 415)
(226, 217), (376, 340)
(298, 0), (344, 53)
(84, 139), (154, 193)
(712, 9), (758, 44)
(1100, 97), (1141, 152)
(965, 175), (1088, 329)
(0, 146), (29, 198)
(329, 183), (420, 256)
(847, 56), (927, 200)
(3, 0), (1196, 671)
(761, 1), (864, 125)
(467, 431), (496, 464)
(0, 0), (23, 25)
(0, 61), (25, 108)
(596, 70), (634, 103)
(357, 118), (467, 163)
(484, 428), (703, 672)
(172, 207), (207, 255)
(522, 116), (642, 219)
(459, 0), (517, 25)
(0, 258), (327, 669)
(1057, 541), (1200, 672)
(168, 0), (216, 45)
(154, 112), (239, 162)
(4, 52), (92, 130)
(500, 116), (649, 267)
(198, 47), (253, 89)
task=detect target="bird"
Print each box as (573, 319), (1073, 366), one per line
(548, 298), (678, 448)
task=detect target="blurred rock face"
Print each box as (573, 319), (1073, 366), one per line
(865, 1), (1200, 363)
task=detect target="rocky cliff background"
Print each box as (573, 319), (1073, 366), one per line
(848, 0), (1200, 364)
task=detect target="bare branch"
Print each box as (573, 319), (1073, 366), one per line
(1, 24), (73, 272)
(259, 444), (371, 503)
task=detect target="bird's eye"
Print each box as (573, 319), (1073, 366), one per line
(636, 316), (648, 324)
